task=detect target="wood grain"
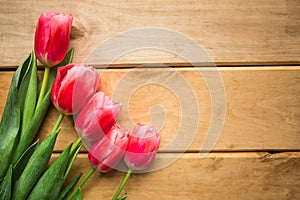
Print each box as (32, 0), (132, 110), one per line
(0, 67), (299, 151)
(57, 152), (300, 200)
(1, 1), (299, 199)
(0, 0), (299, 67)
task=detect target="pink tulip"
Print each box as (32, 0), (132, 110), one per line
(124, 123), (160, 171)
(34, 12), (73, 67)
(51, 64), (100, 115)
(75, 92), (122, 141)
(88, 124), (129, 172)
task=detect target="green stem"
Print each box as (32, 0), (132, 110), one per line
(51, 113), (64, 133)
(112, 169), (132, 200)
(36, 66), (50, 110)
(67, 168), (95, 200)
(70, 137), (82, 155)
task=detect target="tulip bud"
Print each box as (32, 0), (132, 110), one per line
(75, 92), (122, 141)
(88, 124), (129, 172)
(51, 64), (100, 115)
(34, 12), (73, 67)
(124, 123), (160, 171)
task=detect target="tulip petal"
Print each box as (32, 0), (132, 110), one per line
(51, 64), (99, 115)
(34, 12), (58, 65)
(88, 124), (129, 172)
(124, 123), (160, 171)
(46, 14), (73, 67)
(75, 92), (121, 141)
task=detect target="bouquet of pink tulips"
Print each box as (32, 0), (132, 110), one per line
(0, 12), (160, 200)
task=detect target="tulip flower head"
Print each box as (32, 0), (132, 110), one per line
(124, 123), (160, 171)
(88, 124), (129, 172)
(34, 12), (73, 67)
(75, 92), (122, 141)
(51, 64), (100, 115)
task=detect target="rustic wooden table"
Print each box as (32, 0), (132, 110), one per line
(0, 0), (299, 199)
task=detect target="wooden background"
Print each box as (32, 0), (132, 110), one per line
(0, 0), (300, 199)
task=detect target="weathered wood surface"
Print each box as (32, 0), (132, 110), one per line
(0, 67), (299, 151)
(57, 152), (300, 199)
(1, 1), (300, 199)
(0, 0), (300, 67)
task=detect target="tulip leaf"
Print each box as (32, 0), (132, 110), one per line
(11, 52), (38, 164)
(0, 165), (12, 200)
(0, 54), (31, 179)
(12, 128), (60, 200)
(22, 52), (38, 132)
(15, 53), (32, 89)
(0, 48), (74, 182)
(27, 144), (72, 200)
(55, 144), (82, 199)
(12, 140), (38, 185)
(12, 88), (52, 164)
(27, 141), (81, 200)
(56, 143), (82, 200)
(64, 143), (82, 179)
(74, 188), (83, 200)
(0, 82), (20, 179)
(12, 48), (74, 164)
(118, 195), (129, 200)
(17, 52), (35, 112)
(58, 173), (82, 200)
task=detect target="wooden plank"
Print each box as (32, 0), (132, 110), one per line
(0, 66), (299, 151)
(57, 152), (300, 199)
(0, 0), (299, 67)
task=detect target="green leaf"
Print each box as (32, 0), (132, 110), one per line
(118, 195), (129, 200)
(27, 144), (72, 200)
(12, 89), (52, 164)
(0, 54), (31, 179)
(55, 144), (82, 200)
(27, 140), (81, 200)
(12, 140), (38, 185)
(0, 165), (12, 200)
(17, 52), (34, 111)
(74, 188), (83, 200)
(10, 52), (37, 164)
(51, 144), (82, 200)
(0, 48), (74, 182)
(64, 144), (82, 179)
(10, 52), (38, 165)
(15, 53), (32, 89)
(12, 129), (60, 200)
(22, 52), (38, 132)
(11, 48), (74, 164)
(59, 173), (82, 200)
(0, 82), (20, 179)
